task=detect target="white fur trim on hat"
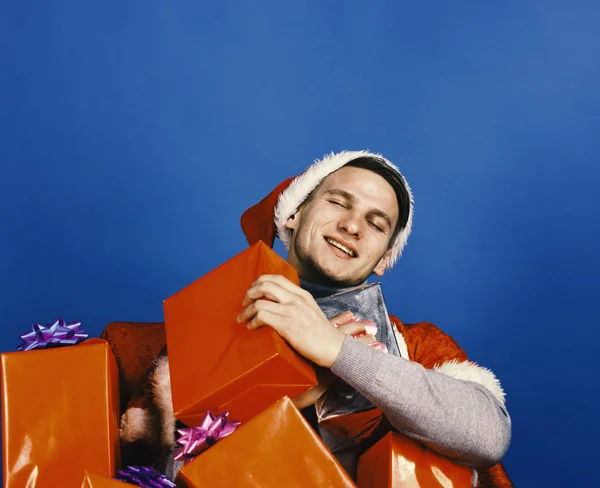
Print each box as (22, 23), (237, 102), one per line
(274, 150), (414, 269)
(434, 359), (506, 407)
(150, 355), (176, 447)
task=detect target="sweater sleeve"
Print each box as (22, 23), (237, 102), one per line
(330, 331), (511, 468)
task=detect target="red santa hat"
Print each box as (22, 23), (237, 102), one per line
(241, 150), (414, 270)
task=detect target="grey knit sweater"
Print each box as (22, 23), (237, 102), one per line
(302, 280), (511, 482)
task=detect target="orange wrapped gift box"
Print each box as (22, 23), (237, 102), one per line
(177, 396), (356, 487)
(81, 473), (132, 487)
(1, 339), (120, 488)
(356, 432), (472, 488)
(317, 400), (386, 443)
(163, 241), (317, 426)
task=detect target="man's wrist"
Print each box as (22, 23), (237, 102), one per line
(322, 330), (347, 369)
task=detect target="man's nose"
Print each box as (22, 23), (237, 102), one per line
(338, 213), (362, 237)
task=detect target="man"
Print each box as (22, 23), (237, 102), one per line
(113, 150), (512, 487)
(236, 150), (512, 486)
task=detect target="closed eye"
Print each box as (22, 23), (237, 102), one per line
(369, 221), (386, 233)
(328, 199), (347, 208)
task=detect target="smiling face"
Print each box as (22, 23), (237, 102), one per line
(284, 166), (400, 286)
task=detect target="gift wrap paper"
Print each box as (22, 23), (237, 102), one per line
(356, 432), (472, 488)
(315, 283), (401, 442)
(176, 396), (356, 487)
(163, 241), (317, 426)
(1, 339), (120, 487)
(81, 473), (132, 488)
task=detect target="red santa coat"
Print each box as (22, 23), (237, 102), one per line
(101, 316), (513, 488)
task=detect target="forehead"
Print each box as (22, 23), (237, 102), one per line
(316, 166), (399, 218)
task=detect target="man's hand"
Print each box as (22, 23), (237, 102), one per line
(291, 311), (378, 409)
(236, 275), (376, 368)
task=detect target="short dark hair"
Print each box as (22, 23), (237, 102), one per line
(343, 156), (410, 245)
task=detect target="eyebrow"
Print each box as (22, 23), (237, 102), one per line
(324, 189), (393, 230)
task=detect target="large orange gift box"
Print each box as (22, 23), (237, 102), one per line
(163, 241), (317, 426)
(1, 339), (120, 488)
(176, 396), (356, 487)
(356, 432), (472, 488)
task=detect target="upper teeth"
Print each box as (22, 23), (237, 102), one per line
(326, 238), (355, 257)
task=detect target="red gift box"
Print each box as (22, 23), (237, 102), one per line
(1, 339), (120, 487)
(163, 241), (317, 426)
(356, 432), (472, 487)
(176, 396), (356, 487)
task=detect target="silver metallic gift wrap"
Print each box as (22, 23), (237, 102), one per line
(314, 282), (401, 431)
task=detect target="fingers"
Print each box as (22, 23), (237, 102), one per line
(292, 384), (328, 409)
(329, 311), (355, 327)
(242, 280), (288, 307)
(242, 275), (310, 307)
(369, 342), (388, 353)
(236, 299), (284, 330)
(246, 308), (285, 332)
(292, 369), (336, 409)
(354, 334), (377, 345)
(252, 274), (308, 295)
(336, 320), (377, 338)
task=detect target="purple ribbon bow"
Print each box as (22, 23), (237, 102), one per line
(17, 318), (88, 351)
(115, 466), (176, 488)
(174, 410), (240, 461)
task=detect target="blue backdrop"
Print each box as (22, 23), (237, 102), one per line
(2, 2), (599, 486)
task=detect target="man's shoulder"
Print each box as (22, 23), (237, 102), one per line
(389, 314), (452, 338)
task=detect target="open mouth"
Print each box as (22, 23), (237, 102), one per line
(324, 237), (357, 258)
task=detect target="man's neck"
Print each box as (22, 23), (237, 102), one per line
(300, 278), (361, 299)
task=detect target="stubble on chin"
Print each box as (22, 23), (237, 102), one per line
(293, 239), (364, 287)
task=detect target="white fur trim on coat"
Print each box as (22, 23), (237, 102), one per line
(120, 407), (154, 443)
(150, 355), (176, 447)
(393, 327), (410, 360)
(434, 359), (506, 407)
(274, 150), (414, 270)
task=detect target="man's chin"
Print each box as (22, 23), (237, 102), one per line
(305, 264), (366, 288)
(293, 246), (367, 287)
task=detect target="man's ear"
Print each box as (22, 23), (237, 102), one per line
(284, 209), (301, 232)
(372, 250), (390, 277)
